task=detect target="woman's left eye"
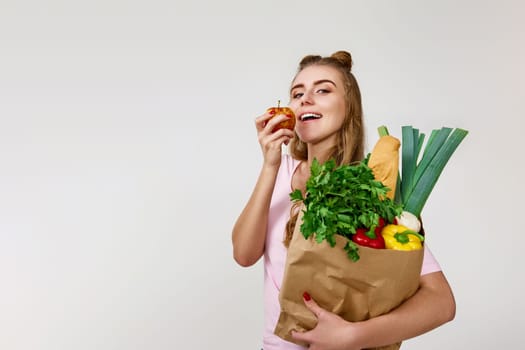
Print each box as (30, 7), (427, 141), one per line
(317, 89), (329, 94)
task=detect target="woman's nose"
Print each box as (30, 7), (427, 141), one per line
(300, 91), (313, 106)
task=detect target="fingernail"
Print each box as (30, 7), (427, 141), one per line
(303, 292), (311, 301)
(268, 109), (276, 115)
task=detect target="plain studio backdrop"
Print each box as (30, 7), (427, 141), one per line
(0, 0), (523, 349)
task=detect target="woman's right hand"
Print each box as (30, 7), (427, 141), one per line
(255, 110), (295, 168)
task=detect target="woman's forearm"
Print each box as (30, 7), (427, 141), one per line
(232, 164), (280, 266)
(354, 271), (456, 348)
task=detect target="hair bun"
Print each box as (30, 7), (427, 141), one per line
(330, 51), (353, 71)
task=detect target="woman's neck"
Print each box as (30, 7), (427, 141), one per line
(306, 142), (334, 167)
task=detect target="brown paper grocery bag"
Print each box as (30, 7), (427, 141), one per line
(274, 208), (423, 349)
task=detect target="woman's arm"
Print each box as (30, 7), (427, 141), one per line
(292, 271), (455, 350)
(355, 271), (455, 347)
(232, 112), (294, 267)
(232, 164), (279, 266)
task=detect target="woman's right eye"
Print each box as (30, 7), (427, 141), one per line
(292, 92), (304, 99)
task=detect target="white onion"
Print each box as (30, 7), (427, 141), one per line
(396, 211), (421, 232)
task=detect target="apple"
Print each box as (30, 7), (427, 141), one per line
(266, 101), (296, 132)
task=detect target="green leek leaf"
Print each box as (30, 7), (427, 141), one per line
(404, 128), (468, 216)
(401, 126), (416, 202)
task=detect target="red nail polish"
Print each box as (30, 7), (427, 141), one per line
(303, 292), (311, 301)
(268, 109), (276, 115)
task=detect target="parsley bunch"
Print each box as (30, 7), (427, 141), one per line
(290, 157), (403, 261)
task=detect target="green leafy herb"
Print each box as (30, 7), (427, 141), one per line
(290, 157), (403, 261)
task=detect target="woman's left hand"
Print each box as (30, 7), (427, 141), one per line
(291, 293), (363, 350)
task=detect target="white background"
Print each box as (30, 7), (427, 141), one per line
(0, 0), (523, 349)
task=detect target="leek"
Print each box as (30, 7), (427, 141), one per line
(377, 125), (468, 217)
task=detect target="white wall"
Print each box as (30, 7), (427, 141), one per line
(1, 0), (523, 349)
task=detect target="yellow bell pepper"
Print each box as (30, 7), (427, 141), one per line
(381, 224), (424, 251)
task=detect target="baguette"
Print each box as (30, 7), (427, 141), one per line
(368, 135), (400, 199)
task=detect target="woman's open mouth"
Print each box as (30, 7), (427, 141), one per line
(299, 113), (322, 122)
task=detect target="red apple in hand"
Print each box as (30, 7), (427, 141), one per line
(266, 101), (296, 132)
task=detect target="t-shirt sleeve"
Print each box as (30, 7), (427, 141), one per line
(421, 244), (441, 275)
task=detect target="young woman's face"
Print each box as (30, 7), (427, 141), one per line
(289, 64), (347, 147)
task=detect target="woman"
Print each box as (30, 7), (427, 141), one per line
(232, 51), (455, 350)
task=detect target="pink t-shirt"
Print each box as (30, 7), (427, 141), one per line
(262, 154), (441, 350)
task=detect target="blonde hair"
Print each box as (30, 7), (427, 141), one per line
(284, 50), (365, 246)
